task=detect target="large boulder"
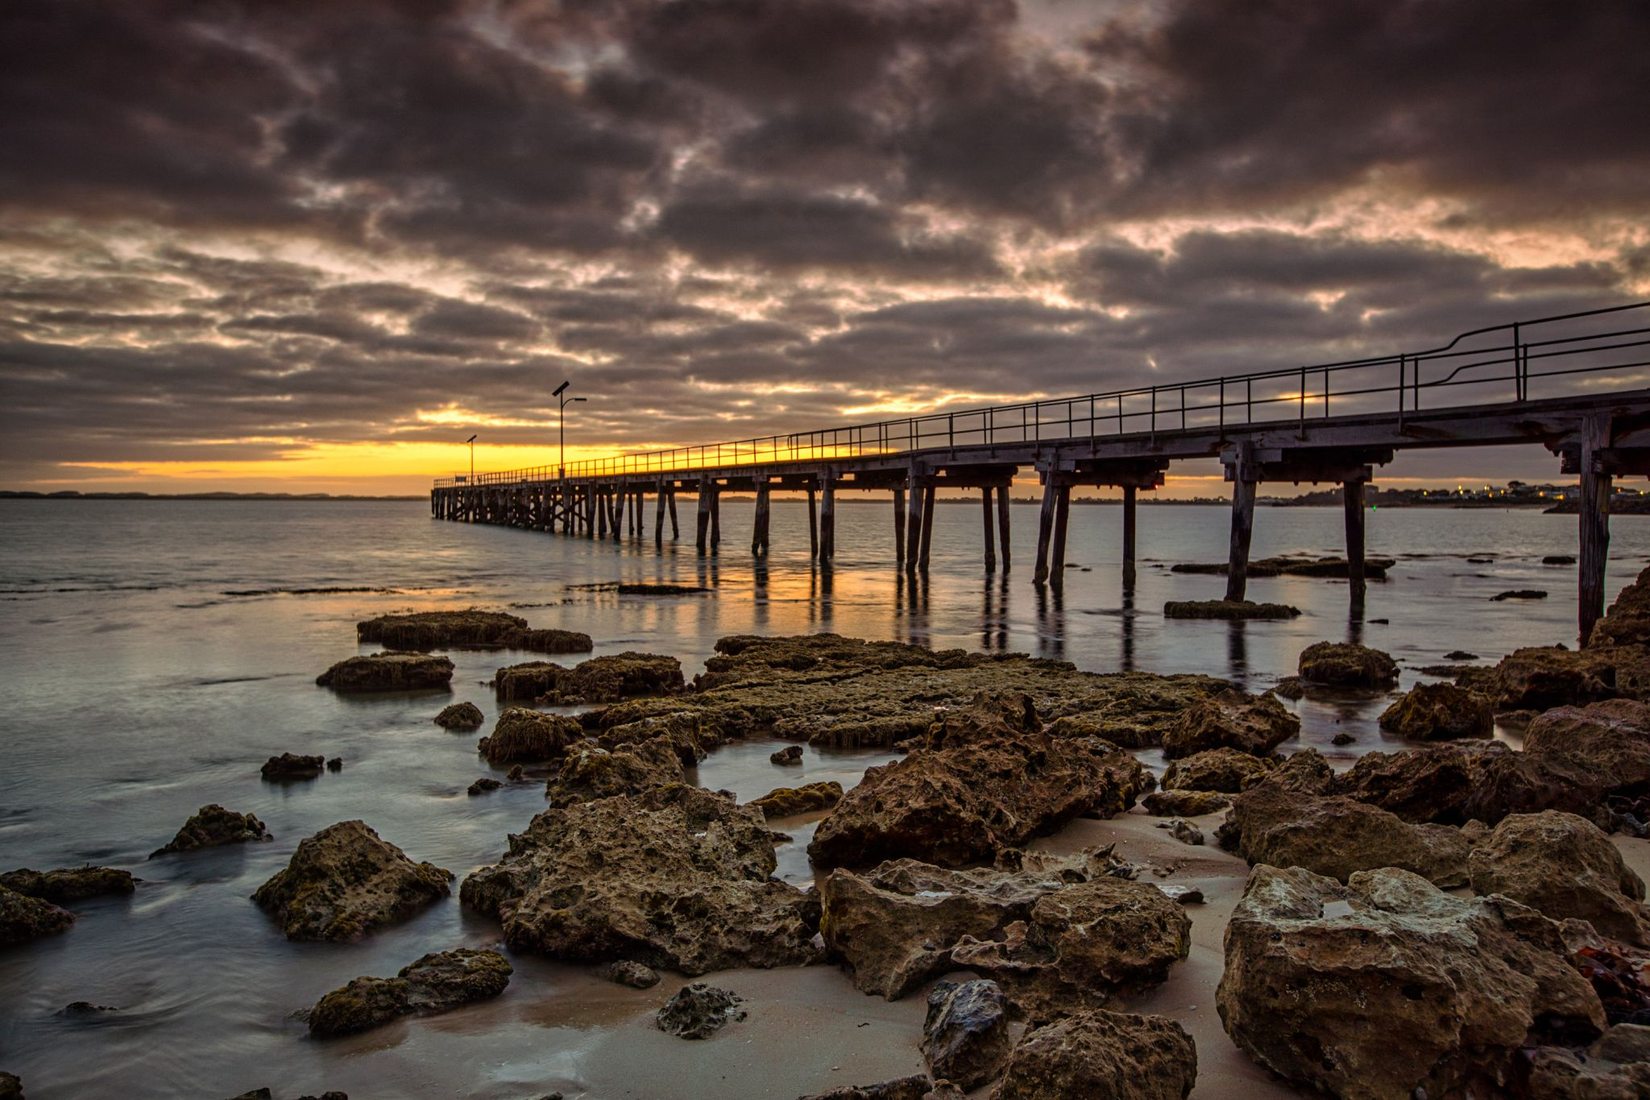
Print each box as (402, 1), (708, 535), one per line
(544, 741), (684, 806)
(358, 610), (590, 654)
(494, 653), (683, 705)
(251, 820), (452, 941)
(809, 695), (1151, 869)
(1590, 565), (1650, 648)
(1524, 699), (1650, 805)
(921, 980), (1012, 1090)
(0, 884), (74, 945)
(1160, 690), (1298, 759)
(0, 866), (133, 903)
(152, 805), (271, 857)
(1378, 682), (1494, 740)
(1332, 740), (1610, 828)
(1297, 642), (1398, 688)
(1462, 645), (1650, 711)
(460, 785), (818, 974)
(307, 948), (511, 1037)
(991, 1010), (1197, 1100)
(1161, 747), (1277, 792)
(1468, 811), (1650, 946)
(477, 707), (584, 765)
(315, 651), (453, 692)
(1140, 789), (1230, 817)
(1219, 756), (1477, 886)
(1218, 864), (1605, 1099)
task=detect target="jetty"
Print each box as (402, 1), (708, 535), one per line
(433, 303), (1650, 643)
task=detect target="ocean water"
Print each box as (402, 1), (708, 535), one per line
(0, 497), (1646, 1098)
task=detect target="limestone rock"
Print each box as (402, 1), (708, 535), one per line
(0, 884), (74, 945)
(307, 947), (512, 1037)
(477, 707), (583, 765)
(1592, 565), (1650, 648)
(809, 695), (1151, 869)
(1332, 740), (1609, 828)
(991, 1010), (1197, 1100)
(544, 741), (684, 806)
(315, 651), (453, 692)
(1297, 641), (1399, 688)
(152, 805), (272, 857)
(460, 786), (819, 974)
(252, 820), (452, 942)
(601, 960), (660, 988)
(1161, 746), (1277, 792)
(1524, 699), (1650, 800)
(1378, 682), (1494, 740)
(1463, 644), (1650, 711)
(1165, 819), (1203, 846)
(1524, 1024), (1650, 1098)
(494, 652), (683, 705)
(750, 781), (843, 819)
(921, 980), (1011, 1091)
(656, 982), (745, 1039)
(1468, 811), (1650, 946)
(1218, 864), (1605, 1099)
(1140, 789), (1230, 817)
(434, 702), (485, 730)
(260, 752), (325, 780)
(0, 865), (134, 903)
(1160, 690), (1299, 759)
(358, 610), (590, 654)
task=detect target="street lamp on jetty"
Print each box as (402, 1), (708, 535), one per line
(554, 380), (586, 479)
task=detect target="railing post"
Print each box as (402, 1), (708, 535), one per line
(1397, 355), (1406, 430)
(1219, 378), (1225, 430)
(1513, 322), (1523, 401)
(1299, 366), (1306, 434)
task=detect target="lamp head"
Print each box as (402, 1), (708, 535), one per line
(465, 434), (477, 443)
(552, 380), (571, 397)
(573, 397), (587, 402)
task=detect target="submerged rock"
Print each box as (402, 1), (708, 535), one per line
(770, 744), (804, 765)
(0, 884), (74, 945)
(433, 701), (485, 730)
(1162, 599), (1299, 620)
(601, 960), (660, 989)
(151, 805), (271, 857)
(315, 651), (453, 692)
(1378, 682), (1494, 740)
(921, 980), (1011, 1090)
(1218, 864), (1604, 1099)
(251, 820), (452, 942)
(544, 741), (684, 806)
(358, 610), (590, 654)
(1493, 589), (1549, 601)
(992, 1010), (1197, 1100)
(1172, 554), (1392, 579)
(477, 708), (583, 765)
(260, 752), (325, 781)
(461, 785), (819, 974)
(1161, 747), (1277, 792)
(1468, 811), (1650, 946)
(808, 695), (1151, 869)
(494, 652), (683, 705)
(750, 781), (843, 819)
(1160, 691), (1298, 759)
(1297, 641), (1399, 689)
(307, 947), (512, 1037)
(0, 866), (134, 904)
(655, 983), (746, 1039)
(467, 777), (502, 796)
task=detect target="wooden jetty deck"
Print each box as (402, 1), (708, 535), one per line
(433, 302), (1650, 642)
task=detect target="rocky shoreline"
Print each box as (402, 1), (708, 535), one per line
(7, 576), (1650, 1099)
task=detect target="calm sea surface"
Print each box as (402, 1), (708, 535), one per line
(1, 498), (1646, 1098)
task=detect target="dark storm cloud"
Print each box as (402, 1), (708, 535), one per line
(0, 0), (1643, 485)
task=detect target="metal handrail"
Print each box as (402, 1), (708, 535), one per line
(434, 302), (1650, 487)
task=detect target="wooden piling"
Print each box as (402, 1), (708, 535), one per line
(997, 485), (1012, 571)
(597, 489), (608, 540)
(982, 488), (997, 572)
(918, 483), (936, 570)
(904, 471), (924, 573)
(695, 489), (710, 554)
(1579, 414), (1613, 645)
(667, 486), (680, 539)
(1033, 477), (1058, 586)
(893, 487), (906, 566)
(1049, 484), (1071, 591)
(709, 485), (722, 552)
(753, 479), (771, 556)
(1122, 484), (1138, 588)
(807, 488), (819, 558)
(820, 480), (836, 563)
(655, 486), (666, 547)
(1225, 476), (1258, 602)
(1343, 479), (1367, 599)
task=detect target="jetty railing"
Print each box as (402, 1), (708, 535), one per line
(434, 301), (1650, 487)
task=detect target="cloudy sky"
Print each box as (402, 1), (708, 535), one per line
(2, 0), (1646, 494)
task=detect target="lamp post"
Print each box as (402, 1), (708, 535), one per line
(464, 434), (476, 483)
(553, 381), (586, 478)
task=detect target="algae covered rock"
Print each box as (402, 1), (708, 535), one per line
(750, 781), (843, 819)
(494, 652), (683, 705)
(434, 702), (485, 730)
(1161, 746), (1276, 792)
(1140, 789), (1231, 817)
(316, 651), (453, 692)
(992, 1010), (1197, 1100)
(544, 741), (684, 806)
(1160, 690), (1298, 759)
(0, 883), (75, 945)
(358, 610), (591, 654)
(1218, 864), (1604, 1099)
(152, 805), (271, 857)
(260, 752), (325, 781)
(808, 695), (1151, 869)
(1297, 641), (1399, 688)
(0, 865), (134, 903)
(1163, 599), (1299, 620)
(1378, 682), (1493, 740)
(307, 947), (512, 1037)
(460, 785), (819, 974)
(252, 820), (452, 941)
(1467, 811), (1650, 946)
(478, 707), (583, 765)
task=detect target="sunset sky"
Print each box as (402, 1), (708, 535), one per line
(2, 0), (1646, 495)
